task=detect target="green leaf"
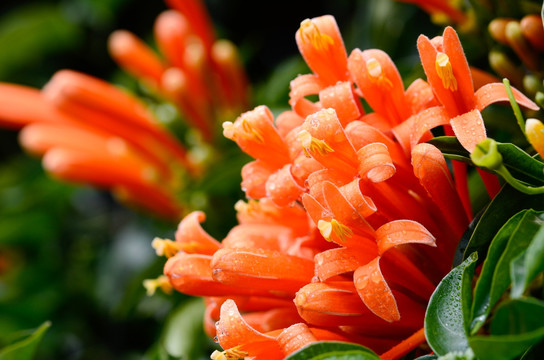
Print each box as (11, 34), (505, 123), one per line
(469, 298), (544, 359)
(510, 223), (544, 298)
(0, 321), (51, 360)
(470, 210), (544, 334)
(425, 253), (478, 356)
(469, 328), (544, 360)
(285, 341), (380, 360)
(415, 356), (438, 360)
(490, 298), (544, 335)
(462, 184), (544, 263)
(160, 298), (207, 360)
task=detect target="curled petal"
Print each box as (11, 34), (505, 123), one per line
(289, 74), (325, 107)
(322, 181), (375, 237)
(318, 81), (363, 126)
(338, 179), (377, 219)
(216, 299), (280, 352)
(408, 105), (450, 148)
(175, 211), (221, 255)
(314, 247), (376, 282)
(449, 109), (486, 152)
(405, 78), (439, 114)
(307, 168), (351, 204)
(375, 220), (435, 256)
(276, 110), (305, 138)
(354, 257), (399, 322)
(344, 121), (408, 168)
(295, 281), (381, 326)
(357, 143), (396, 182)
(277, 323), (317, 356)
(474, 82), (540, 111)
(265, 164), (305, 207)
(241, 160), (276, 199)
(211, 248), (314, 295)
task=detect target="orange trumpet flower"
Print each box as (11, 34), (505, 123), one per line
(0, 70), (193, 219)
(108, 0), (249, 140)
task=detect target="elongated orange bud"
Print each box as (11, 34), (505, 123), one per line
(108, 30), (166, 88)
(520, 15), (544, 52)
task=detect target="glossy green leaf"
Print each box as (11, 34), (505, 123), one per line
(462, 184), (544, 263)
(469, 328), (544, 360)
(510, 223), (544, 298)
(160, 298), (207, 360)
(471, 210), (544, 334)
(285, 341), (380, 360)
(414, 356), (438, 360)
(490, 298), (544, 335)
(469, 298), (544, 360)
(0, 321), (51, 360)
(425, 253), (478, 356)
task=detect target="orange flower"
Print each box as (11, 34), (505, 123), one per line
(108, 0), (249, 140)
(0, 70), (190, 219)
(156, 15), (524, 360)
(415, 26), (538, 152)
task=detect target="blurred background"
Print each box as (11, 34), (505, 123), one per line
(0, 0), (441, 359)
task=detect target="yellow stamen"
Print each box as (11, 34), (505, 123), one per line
(366, 58), (393, 89)
(142, 275), (173, 296)
(299, 19), (334, 51)
(210, 347), (249, 360)
(152, 237), (183, 258)
(435, 52), (458, 91)
(240, 118), (264, 143)
(234, 199), (258, 214)
(298, 129), (334, 157)
(317, 219), (353, 242)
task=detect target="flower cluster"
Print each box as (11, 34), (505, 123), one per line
(0, 0), (248, 220)
(156, 14), (538, 360)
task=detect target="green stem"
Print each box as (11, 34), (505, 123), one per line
(496, 165), (544, 194)
(503, 78), (526, 133)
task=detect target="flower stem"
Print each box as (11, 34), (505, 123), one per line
(380, 327), (426, 360)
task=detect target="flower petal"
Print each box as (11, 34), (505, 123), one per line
(314, 247), (376, 281)
(277, 323), (317, 356)
(216, 299), (279, 351)
(175, 211), (221, 255)
(354, 257), (400, 322)
(295, 15), (349, 85)
(211, 248), (314, 295)
(474, 82), (540, 111)
(375, 220), (435, 256)
(318, 81), (363, 126)
(449, 109), (486, 152)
